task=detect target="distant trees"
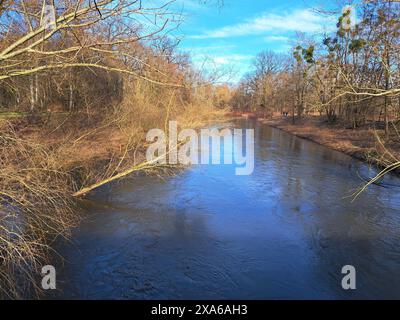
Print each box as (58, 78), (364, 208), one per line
(230, 51), (289, 117)
(213, 84), (232, 108)
(231, 0), (400, 130)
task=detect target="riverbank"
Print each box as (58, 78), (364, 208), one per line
(260, 115), (400, 171)
(0, 104), (228, 299)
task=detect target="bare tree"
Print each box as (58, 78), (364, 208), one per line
(0, 1), (182, 86)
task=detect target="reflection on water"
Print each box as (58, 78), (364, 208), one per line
(51, 120), (400, 299)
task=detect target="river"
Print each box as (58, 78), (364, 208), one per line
(50, 119), (400, 299)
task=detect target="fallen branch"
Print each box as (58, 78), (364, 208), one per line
(72, 157), (163, 197)
(72, 141), (185, 197)
(352, 161), (400, 201)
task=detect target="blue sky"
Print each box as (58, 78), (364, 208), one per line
(162, 0), (340, 83)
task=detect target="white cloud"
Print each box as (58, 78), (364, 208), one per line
(182, 44), (236, 54)
(191, 8), (335, 39)
(213, 54), (252, 65)
(264, 35), (290, 42)
(191, 53), (252, 66)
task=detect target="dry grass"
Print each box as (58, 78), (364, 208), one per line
(0, 79), (228, 299)
(0, 121), (79, 299)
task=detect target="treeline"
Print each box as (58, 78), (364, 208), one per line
(231, 0), (400, 137)
(0, 1), (227, 120)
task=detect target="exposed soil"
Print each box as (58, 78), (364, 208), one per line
(259, 115), (400, 170)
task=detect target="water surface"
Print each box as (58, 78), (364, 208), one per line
(52, 120), (400, 299)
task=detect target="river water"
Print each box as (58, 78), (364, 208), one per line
(51, 120), (400, 299)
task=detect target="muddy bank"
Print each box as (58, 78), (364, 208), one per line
(258, 116), (399, 173)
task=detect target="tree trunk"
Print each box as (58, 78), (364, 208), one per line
(69, 83), (74, 112)
(30, 76), (35, 111)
